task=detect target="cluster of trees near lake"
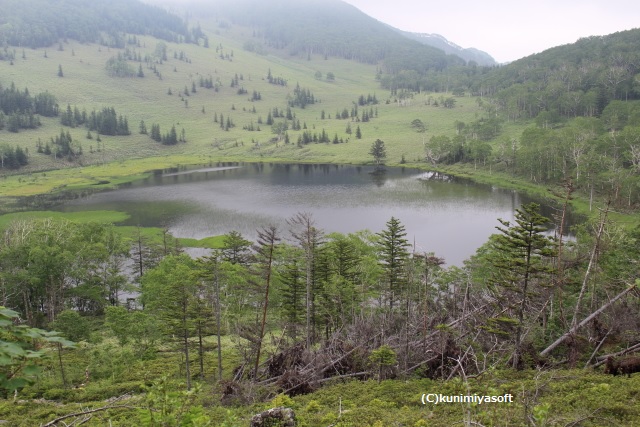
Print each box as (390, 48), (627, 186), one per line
(410, 30), (640, 211)
(2, 201), (639, 403)
(423, 97), (640, 210)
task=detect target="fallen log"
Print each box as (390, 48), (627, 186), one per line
(540, 284), (637, 357)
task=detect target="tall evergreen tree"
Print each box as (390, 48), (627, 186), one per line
(377, 217), (410, 310)
(141, 255), (199, 390)
(369, 139), (386, 167)
(280, 253), (304, 341)
(287, 213), (324, 348)
(488, 202), (556, 369)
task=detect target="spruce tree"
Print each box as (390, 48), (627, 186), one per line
(377, 217), (410, 311)
(488, 202), (556, 369)
(280, 255), (304, 341)
(139, 120), (147, 135)
(369, 139), (386, 167)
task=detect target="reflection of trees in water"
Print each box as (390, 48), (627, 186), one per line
(370, 168), (386, 187)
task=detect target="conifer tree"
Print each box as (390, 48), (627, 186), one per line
(141, 255), (199, 390)
(288, 213), (324, 348)
(369, 139), (386, 167)
(139, 120), (147, 135)
(377, 217), (410, 310)
(280, 254), (304, 341)
(488, 202), (556, 369)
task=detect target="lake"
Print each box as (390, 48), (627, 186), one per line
(56, 163), (560, 266)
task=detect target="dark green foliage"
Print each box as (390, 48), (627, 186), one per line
(288, 83), (316, 108)
(150, 123), (162, 142)
(376, 217), (410, 310)
(139, 120), (147, 135)
(280, 255), (304, 340)
(267, 68), (287, 86)
(0, 0), (192, 49)
(221, 230), (252, 265)
(0, 220), (128, 326)
(0, 144), (28, 169)
(487, 203), (556, 369)
(162, 125), (178, 145)
(141, 255), (200, 389)
(52, 310), (91, 342)
(44, 129), (81, 159)
(358, 93), (378, 106)
(60, 105), (87, 128)
(411, 118), (426, 133)
(106, 54), (136, 77)
(0, 306), (74, 394)
(369, 139), (386, 167)
(480, 29), (640, 120)
(0, 83), (57, 131)
(87, 107), (130, 136)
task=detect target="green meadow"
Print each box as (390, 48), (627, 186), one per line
(0, 28), (491, 197)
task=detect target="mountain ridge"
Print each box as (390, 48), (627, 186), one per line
(396, 29), (497, 66)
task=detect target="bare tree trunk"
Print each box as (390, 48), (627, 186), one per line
(571, 202), (609, 328)
(214, 259), (223, 381)
(57, 343), (68, 389)
(184, 317), (191, 390)
(540, 284), (636, 357)
(254, 226), (280, 379)
(198, 322), (204, 380)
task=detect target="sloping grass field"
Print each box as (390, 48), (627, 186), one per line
(0, 23), (489, 198)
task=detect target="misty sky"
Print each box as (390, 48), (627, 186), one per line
(342, 0), (640, 63)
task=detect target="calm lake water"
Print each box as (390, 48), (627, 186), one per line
(57, 163), (559, 266)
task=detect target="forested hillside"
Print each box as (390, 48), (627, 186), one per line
(198, 0), (464, 71)
(415, 28), (640, 211)
(479, 29), (640, 116)
(0, 0), (194, 49)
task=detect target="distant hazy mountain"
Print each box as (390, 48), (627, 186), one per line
(397, 30), (497, 66)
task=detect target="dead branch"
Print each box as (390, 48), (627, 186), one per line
(41, 404), (137, 426)
(592, 342), (640, 368)
(571, 204), (609, 328)
(540, 284), (636, 357)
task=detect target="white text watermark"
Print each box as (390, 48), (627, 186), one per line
(421, 393), (514, 405)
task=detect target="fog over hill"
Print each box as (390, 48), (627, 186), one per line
(395, 30), (497, 66)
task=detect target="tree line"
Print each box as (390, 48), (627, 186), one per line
(1, 202), (638, 396)
(0, 0), (193, 49)
(0, 83), (58, 132)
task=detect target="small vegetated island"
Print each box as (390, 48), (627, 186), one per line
(0, 0), (639, 425)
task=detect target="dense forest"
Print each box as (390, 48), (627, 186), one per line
(0, 0), (194, 49)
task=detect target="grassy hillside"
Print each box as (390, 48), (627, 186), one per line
(0, 26), (488, 197)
